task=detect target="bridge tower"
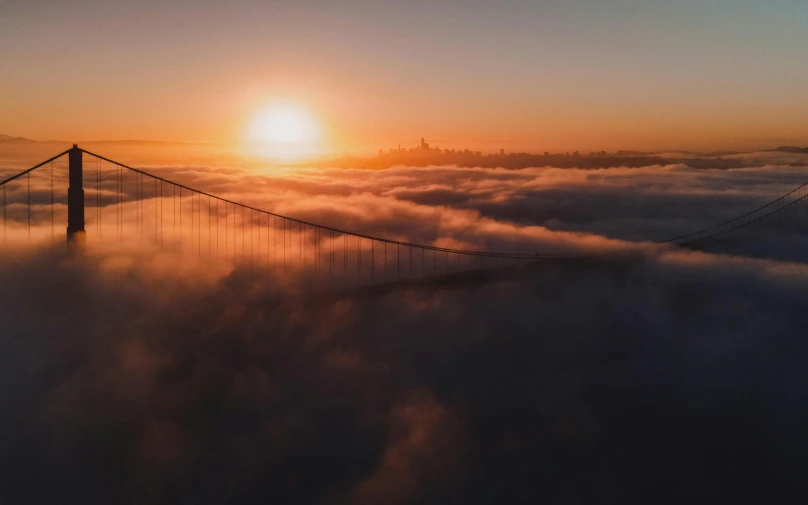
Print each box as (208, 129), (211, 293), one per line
(67, 144), (85, 243)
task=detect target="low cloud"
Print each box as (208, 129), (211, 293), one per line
(2, 149), (808, 503)
(3, 149), (807, 261)
(1, 246), (807, 504)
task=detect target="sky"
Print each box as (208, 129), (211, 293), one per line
(2, 0), (808, 152)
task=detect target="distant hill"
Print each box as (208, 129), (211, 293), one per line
(619, 149), (746, 158)
(84, 139), (215, 146)
(774, 146), (808, 154)
(0, 134), (38, 143)
(613, 150), (651, 157)
(0, 134), (216, 147)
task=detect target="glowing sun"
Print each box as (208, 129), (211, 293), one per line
(245, 103), (321, 160)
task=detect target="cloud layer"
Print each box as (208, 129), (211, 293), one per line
(3, 148), (808, 263)
(2, 149), (808, 504)
(1, 247), (808, 504)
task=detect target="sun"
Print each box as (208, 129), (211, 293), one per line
(245, 103), (321, 160)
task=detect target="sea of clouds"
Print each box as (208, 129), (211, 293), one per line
(1, 150), (808, 503)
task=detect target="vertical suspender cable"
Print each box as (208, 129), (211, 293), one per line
(120, 165), (124, 241)
(267, 214), (271, 265)
(299, 221), (302, 288)
(327, 230), (331, 284)
(327, 230), (330, 284)
(27, 172), (30, 240)
(98, 159), (102, 238)
(117, 165), (120, 240)
(140, 173), (143, 235)
(118, 165), (123, 242)
(2, 184), (6, 241)
(50, 161), (54, 242)
(314, 227), (318, 286)
(283, 218), (287, 273)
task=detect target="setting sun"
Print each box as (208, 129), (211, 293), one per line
(245, 103), (321, 161)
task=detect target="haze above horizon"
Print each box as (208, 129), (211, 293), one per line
(2, 0), (807, 154)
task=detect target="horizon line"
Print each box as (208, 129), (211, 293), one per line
(1, 133), (806, 157)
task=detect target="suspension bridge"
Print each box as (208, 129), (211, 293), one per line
(1, 145), (807, 292)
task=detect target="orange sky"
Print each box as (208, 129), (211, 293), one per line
(1, 0), (807, 154)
